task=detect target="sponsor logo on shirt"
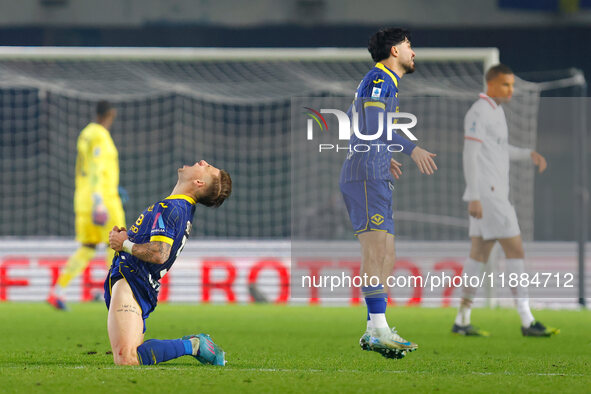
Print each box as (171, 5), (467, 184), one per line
(152, 212), (165, 230)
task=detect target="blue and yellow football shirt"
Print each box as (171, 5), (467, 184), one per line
(110, 194), (196, 303)
(340, 63), (416, 183)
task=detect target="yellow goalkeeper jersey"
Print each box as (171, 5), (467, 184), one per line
(74, 122), (120, 212)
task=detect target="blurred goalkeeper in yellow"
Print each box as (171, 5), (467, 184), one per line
(48, 100), (126, 310)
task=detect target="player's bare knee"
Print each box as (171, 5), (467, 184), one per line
(506, 247), (524, 259)
(470, 237), (495, 262)
(113, 346), (139, 366)
(364, 257), (387, 278)
(367, 245), (387, 264)
(499, 237), (525, 259)
(469, 252), (484, 263)
(509, 243), (524, 259)
(469, 249), (488, 263)
(362, 251), (386, 275)
(372, 252), (387, 266)
(114, 356), (139, 366)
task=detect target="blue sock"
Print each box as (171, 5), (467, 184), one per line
(362, 285), (387, 314)
(182, 339), (193, 355)
(136, 339), (188, 365)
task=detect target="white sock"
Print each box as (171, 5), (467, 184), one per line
(53, 284), (64, 298)
(455, 305), (472, 327)
(369, 313), (389, 330)
(455, 258), (484, 326)
(506, 258), (535, 327)
(366, 318), (373, 332)
(516, 298), (535, 327)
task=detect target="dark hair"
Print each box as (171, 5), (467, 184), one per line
(368, 28), (411, 62)
(485, 64), (513, 82)
(96, 100), (114, 117)
(199, 169), (232, 208)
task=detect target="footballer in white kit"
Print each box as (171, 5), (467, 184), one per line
(463, 91), (523, 240)
(452, 64), (559, 338)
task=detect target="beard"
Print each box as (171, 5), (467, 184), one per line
(403, 59), (415, 74)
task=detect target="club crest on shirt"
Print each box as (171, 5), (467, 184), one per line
(370, 214), (384, 226)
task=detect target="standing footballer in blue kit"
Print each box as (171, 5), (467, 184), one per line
(105, 160), (232, 366)
(340, 28), (438, 359)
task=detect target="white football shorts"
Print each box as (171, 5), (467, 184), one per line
(468, 197), (520, 240)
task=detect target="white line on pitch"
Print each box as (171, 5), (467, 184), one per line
(3, 365), (588, 377)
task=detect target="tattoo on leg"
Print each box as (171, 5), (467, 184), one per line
(116, 303), (141, 317)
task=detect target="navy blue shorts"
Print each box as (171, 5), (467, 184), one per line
(340, 180), (395, 236)
(104, 262), (156, 333)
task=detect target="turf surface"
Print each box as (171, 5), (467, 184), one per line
(0, 303), (590, 393)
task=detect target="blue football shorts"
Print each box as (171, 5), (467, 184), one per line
(104, 262), (156, 333)
(340, 180), (394, 236)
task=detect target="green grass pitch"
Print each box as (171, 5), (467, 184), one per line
(0, 303), (590, 393)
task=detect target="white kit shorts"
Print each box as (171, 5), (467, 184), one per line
(469, 197), (521, 240)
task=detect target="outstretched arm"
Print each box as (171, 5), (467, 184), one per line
(410, 146), (438, 175)
(508, 145), (547, 173)
(508, 144), (531, 161)
(109, 227), (171, 265)
(529, 151), (547, 173)
(364, 105), (437, 175)
(364, 105), (417, 154)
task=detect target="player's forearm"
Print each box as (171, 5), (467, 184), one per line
(463, 139), (481, 201)
(129, 241), (171, 265)
(381, 130), (416, 155)
(508, 144), (532, 161)
(365, 106), (416, 155)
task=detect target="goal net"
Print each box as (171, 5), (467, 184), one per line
(0, 47), (543, 240)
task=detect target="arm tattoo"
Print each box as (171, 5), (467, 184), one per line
(131, 241), (171, 264)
